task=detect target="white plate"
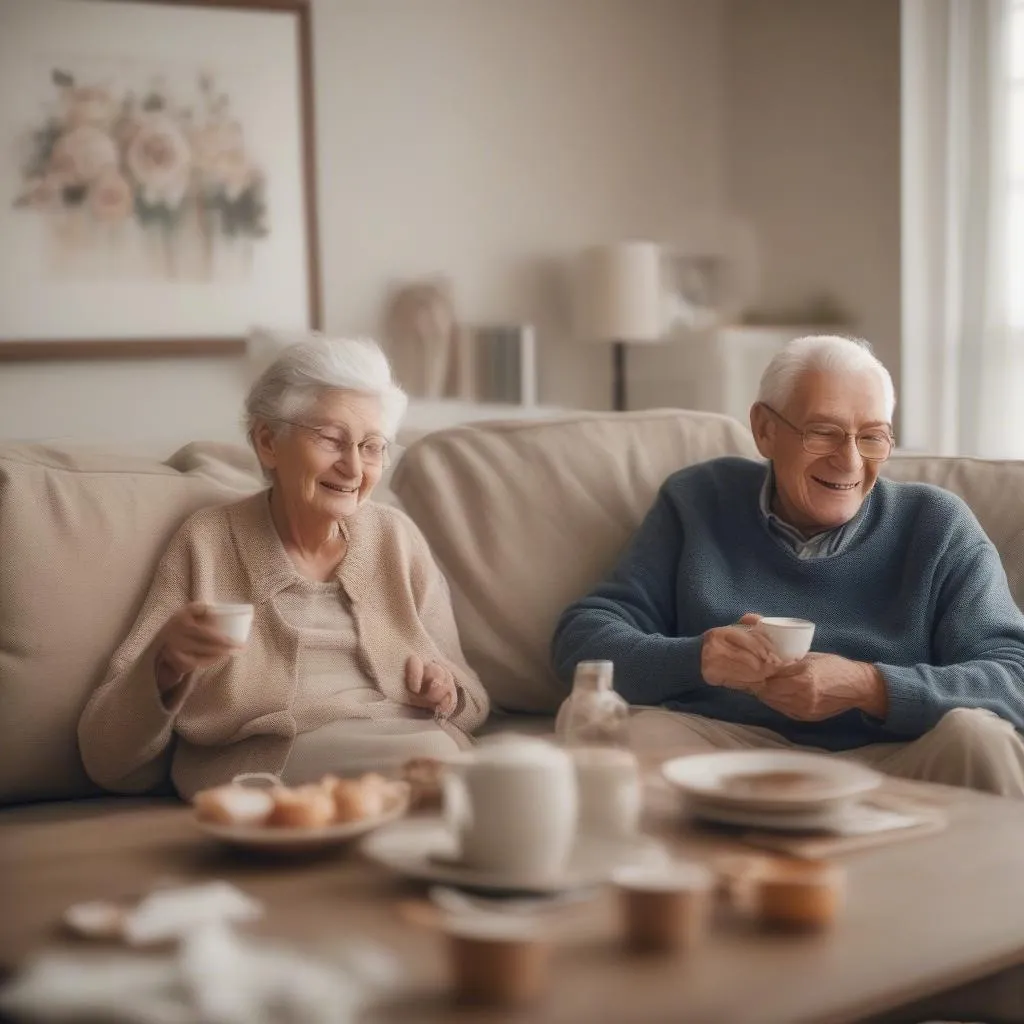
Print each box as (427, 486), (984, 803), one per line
(361, 817), (670, 894)
(194, 786), (410, 854)
(662, 750), (881, 812)
(685, 796), (848, 833)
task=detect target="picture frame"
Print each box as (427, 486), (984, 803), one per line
(0, 0), (320, 361)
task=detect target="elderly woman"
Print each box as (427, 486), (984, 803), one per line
(79, 336), (489, 799)
(553, 335), (1024, 796)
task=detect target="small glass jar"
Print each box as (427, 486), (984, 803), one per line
(555, 660), (630, 748)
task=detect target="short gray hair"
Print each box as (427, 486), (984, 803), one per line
(756, 335), (896, 421)
(244, 335), (408, 446)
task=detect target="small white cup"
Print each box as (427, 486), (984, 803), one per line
(571, 746), (642, 839)
(204, 603), (254, 645)
(759, 617), (815, 661)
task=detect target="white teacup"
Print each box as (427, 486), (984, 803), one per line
(759, 617), (815, 661)
(443, 737), (578, 879)
(204, 603), (254, 644)
(571, 746), (642, 839)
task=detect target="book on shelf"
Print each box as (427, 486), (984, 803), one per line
(472, 324), (536, 406)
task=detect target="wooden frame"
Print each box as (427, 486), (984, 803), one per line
(0, 0), (320, 362)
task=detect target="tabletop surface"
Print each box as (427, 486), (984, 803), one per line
(3, 779), (1024, 1024)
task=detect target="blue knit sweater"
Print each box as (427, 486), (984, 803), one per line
(551, 457), (1024, 748)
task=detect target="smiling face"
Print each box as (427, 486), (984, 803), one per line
(254, 389), (386, 520)
(750, 368), (891, 534)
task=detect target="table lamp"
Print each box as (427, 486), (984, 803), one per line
(574, 241), (664, 411)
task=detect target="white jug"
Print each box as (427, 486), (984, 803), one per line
(443, 737), (578, 878)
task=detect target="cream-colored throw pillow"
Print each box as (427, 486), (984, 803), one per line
(390, 410), (760, 713)
(0, 442), (262, 803)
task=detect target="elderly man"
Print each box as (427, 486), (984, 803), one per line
(552, 335), (1024, 797)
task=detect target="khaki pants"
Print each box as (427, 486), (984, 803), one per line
(629, 707), (1024, 798)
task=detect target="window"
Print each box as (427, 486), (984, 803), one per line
(1011, 1), (1024, 327)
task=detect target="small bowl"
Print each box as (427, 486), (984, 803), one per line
(612, 861), (715, 953)
(442, 915), (551, 1007)
(753, 858), (845, 931)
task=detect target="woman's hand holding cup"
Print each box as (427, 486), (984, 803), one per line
(701, 613), (782, 692)
(155, 602), (250, 691)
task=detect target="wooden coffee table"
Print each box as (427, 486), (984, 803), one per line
(3, 779), (1024, 1024)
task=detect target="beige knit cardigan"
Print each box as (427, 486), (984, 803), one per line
(78, 491), (490, 798)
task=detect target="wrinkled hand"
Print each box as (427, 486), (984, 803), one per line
(701, 613), (783, 690)
(404, 655), (457, 716)
(753, 653), (887, 721)
(155, 602), (243, 690)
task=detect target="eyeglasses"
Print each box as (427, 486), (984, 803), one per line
(760, 404), (894, 461)
(271, 419), (391, 466)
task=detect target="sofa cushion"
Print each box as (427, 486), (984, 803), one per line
(390, 410), (760, 713)
(0, 442), (262, 804)
(882, 456), (1024, 608)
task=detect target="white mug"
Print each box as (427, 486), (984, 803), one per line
(443, 737), (578, 878)
(571, 746), (642, 839)
(759, 617), (815, 661)
(204, 603), (254, 645)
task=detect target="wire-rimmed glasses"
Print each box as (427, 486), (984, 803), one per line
(760, 404), (894, 461)
(271, 419), (391, 467)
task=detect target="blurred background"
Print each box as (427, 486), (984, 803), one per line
(0, 0), (1020, 458)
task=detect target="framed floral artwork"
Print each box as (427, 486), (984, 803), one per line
(0, 0), (320, 360)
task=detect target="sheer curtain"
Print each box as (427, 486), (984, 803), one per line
(901, 0), (1023, 458)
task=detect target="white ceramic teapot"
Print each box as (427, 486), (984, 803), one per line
(443, 736), (579, 879)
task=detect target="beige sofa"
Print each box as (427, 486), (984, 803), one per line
(2, 409), (1023, 806)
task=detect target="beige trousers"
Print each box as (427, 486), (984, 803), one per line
(629, 706), (1024, 798)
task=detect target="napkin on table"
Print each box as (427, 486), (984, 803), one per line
(0, 881), (400, 1024)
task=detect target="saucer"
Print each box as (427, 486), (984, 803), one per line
(360, 818), (669, 894)
(685, 797), (848, 833)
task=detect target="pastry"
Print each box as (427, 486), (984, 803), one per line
(266, 784), (335, 828)
(357, 772), (392, 818)
(401, 757), (444, 809)
(753, 858), (846, 931)
(328, 778), (371, 823)
(194, 772), (402, 831)
(193, 785), (274, 827)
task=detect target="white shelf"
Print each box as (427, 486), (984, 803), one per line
(630, 325), (825, 422)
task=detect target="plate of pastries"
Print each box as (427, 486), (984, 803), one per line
(192, 770), (411, 853)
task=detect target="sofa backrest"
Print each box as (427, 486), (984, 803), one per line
(391, 410), (1024, 715)
(0, 442), (263, 803)
(390, 410), (761, 713)
(881, 455), (1024, 603)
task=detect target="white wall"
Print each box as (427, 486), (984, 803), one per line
(721, 0), (902, 387)
(0, 0), (725, 448)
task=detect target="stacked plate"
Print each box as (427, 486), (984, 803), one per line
(661, 750), (882, 832)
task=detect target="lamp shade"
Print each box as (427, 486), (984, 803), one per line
(574, 242), (663, 343)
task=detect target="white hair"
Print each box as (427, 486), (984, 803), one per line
(244, 335), (408, 447)
(756, 334), (896, 421)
